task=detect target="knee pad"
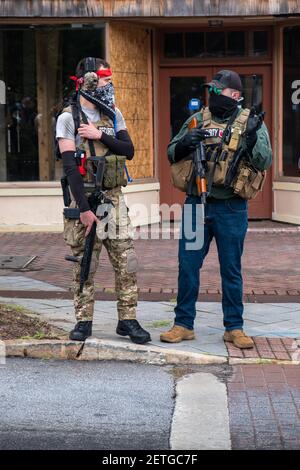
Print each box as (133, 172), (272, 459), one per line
(126, 250), (138, 274)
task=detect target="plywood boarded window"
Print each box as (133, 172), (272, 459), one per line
(108, 23), (153, 180)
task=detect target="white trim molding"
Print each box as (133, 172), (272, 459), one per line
(0, 182), (161, 231)
(273, 181), (300, 192)
(273, 181), (300, 225)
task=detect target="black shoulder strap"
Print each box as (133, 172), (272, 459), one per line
(221, 107), (240, 146)
(70, 103), (80, 137)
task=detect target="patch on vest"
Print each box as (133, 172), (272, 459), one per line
(205, 128), (223, 139)
(97, 126), (115, 136)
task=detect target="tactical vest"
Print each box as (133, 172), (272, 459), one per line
(62, 106), (127, 190)
(201, 107), (250, 187)
(171, 107), (251, 193)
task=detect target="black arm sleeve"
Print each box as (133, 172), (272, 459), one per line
(99, 129), (134, 160)
(62, 151), (90, 213)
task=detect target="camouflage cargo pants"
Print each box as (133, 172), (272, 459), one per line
(63, 189), (138, 322)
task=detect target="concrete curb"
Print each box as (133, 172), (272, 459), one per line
(3, 338), (226, 365)
(2, 338), (300, 365)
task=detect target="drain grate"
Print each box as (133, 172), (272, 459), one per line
(0, 255), (37, 269)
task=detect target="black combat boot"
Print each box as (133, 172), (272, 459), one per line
(116, 320), (151, 344)
(69, 321), (92, 341)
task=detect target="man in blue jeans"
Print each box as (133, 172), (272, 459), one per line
(160, 70), (272, 348)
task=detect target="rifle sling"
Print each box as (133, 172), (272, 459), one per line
(76, 93), (96, 157)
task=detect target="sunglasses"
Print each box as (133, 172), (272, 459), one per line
(208, 85), (222, 95)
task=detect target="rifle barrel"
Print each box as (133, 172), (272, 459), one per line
(79, 220), (97, 292)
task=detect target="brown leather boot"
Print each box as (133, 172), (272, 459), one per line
(223, 329), (254, 349)
(160, 325), (195, 343)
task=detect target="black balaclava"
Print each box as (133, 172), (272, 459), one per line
(208, 92), (238, 120)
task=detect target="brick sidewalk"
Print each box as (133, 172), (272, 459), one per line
(0, 228), (299, 298)
(226, 337), (299, 361)
(228, 364), (300, 449)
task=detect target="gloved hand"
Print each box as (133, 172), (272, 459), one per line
(245, 109), (264, 152)
(180, 128), (211, 150)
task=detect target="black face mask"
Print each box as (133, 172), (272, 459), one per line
(208, 93), (238, 119)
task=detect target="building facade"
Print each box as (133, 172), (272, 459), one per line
(0, 0), (300, 229)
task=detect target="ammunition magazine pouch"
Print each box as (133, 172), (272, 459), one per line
(103, 154), (127, 189)
(205, 108), (251, 188)
(83, 154), (127, 190)
(232, 162), (266, 200)
(207, 157), (232, 187)
(170, 157), (193, 192)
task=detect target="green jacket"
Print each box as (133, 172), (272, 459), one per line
(167, 108), (273, 199)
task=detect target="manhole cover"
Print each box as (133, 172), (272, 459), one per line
(0, 255), (37, 269)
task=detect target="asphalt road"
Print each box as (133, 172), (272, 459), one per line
(0, 359), (174, 450)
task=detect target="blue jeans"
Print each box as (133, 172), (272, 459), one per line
(174, 196), (248, 331)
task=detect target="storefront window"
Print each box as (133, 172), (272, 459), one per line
(0, 29), (38, 181)
(0, 24), (105, 182)
(283, 26), (300, 177)
(227, 31), (245, 57)
(163, 30), (269, 60)
(185, 32), (205, 58)
(164, 33), (184, 58)
(206, 32), (225, 57)
(170, 76), (206, 138)
(249, 31), (269, 57)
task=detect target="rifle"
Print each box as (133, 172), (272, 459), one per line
(224, 145), (244, 188)
(224, 74), (265, 188)
(65, 156), (113, 293)
(188, 117), (207, 204)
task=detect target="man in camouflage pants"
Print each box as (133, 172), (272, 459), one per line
(57, 57), (151, 344)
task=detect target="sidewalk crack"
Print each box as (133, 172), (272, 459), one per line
(76, 342), (85, 358)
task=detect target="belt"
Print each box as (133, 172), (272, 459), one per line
(206, 197), (224, 203)
(206, 196), (242, 204)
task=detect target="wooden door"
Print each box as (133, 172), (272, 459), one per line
(158, 67), (211, 217)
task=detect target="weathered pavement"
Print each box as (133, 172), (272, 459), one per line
(0, 359), (299, 450)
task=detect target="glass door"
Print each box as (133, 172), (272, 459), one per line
(0, 28), (38, 181)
